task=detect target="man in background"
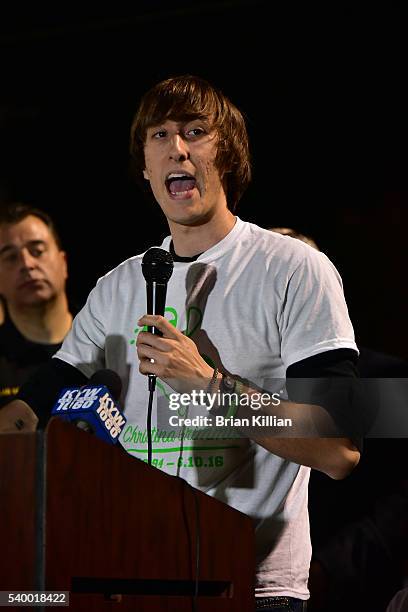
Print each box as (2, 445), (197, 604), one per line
(0, 203), (72, 409)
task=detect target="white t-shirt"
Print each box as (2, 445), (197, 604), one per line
(386, 588), (408, 612)
(55, 217), (358, 599)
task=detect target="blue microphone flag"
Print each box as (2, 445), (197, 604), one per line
(51, 384), (127, 444)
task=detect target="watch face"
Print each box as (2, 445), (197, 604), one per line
(222, 375), (235, 391)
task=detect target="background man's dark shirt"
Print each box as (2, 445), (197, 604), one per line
(0, 314), (61, 408)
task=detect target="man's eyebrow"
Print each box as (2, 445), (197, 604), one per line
(0, 245), (14, 257)
(147, 122), (179, 131)
(147, 118), (211, 130)
(183, 118), (212, 127)
(0, 240), (46, 257)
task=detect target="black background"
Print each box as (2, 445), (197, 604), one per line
(0, 4), (407, 359)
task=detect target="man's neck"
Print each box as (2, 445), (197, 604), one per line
(169, 209), (236, 258)
(8, 295), (72, 344)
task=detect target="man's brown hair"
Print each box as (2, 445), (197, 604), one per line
(129, 75), (251, 211)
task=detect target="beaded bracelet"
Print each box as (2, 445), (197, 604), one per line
(207, 367), (219, 395)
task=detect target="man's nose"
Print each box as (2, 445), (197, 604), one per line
(169, 134), (190, 162)
(19, 249), (36, 270)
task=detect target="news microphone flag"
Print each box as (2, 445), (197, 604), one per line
(51, 387), (81, 422)
(51, 384), (127, 445)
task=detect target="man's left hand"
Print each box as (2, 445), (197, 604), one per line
(136, 315), (214, 392)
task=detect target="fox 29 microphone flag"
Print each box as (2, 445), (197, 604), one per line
(51, 383), (127, 445)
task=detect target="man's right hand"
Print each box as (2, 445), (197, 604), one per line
(0, 400), (38, 433)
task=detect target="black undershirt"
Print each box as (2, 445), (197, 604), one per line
(169, 240), (203, 262)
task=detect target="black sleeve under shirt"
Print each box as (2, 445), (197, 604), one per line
(286, 348), (363, 451)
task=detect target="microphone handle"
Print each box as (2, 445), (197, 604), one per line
(146, 281), (167, 336)
(146, 281), (168, 391)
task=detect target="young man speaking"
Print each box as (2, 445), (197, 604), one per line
(2, 76), (360, 610)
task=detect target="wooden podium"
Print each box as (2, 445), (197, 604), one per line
(0, 418), (255, 611)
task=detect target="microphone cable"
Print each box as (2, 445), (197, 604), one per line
(147, 376), (156, 466)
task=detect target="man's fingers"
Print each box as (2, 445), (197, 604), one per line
(136, 344), (163, 363)
(0, 400), (38, 433)
(138, 315), (178, 338)
(138, 355), (162, 376)
(136, 331), (173, 351)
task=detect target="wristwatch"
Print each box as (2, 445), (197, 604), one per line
(220, 374), (241, 418)
(220, 374), (236, 394)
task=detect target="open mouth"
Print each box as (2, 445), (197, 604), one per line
(165, 173), (197, 196)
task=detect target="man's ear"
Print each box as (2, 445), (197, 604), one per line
(60, 251), (68, 281)
(143, 169), (149, 181)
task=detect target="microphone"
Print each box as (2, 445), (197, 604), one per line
(51, 369), (126, 445)
(141, 247), (174, 391)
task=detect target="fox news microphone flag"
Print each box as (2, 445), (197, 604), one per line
(51, 369), (126, 445)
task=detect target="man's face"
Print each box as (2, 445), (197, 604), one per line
(0, 215), (68, 308)
(142, 118), (227, 226)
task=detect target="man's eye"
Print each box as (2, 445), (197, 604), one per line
(30, 248), (45, 258)
(153, 130), (167, 139)
(1, 252), (18, 264)
(186, 127), (205, 138)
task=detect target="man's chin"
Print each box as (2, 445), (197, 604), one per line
(167, 208), (215, 228)
(17, 292), (56, 308)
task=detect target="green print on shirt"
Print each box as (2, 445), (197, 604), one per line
(129, 307), (178, 344)
(138, 455), (225, 469)
(125, 306), (234, 465)
(129, 305), (215, 403)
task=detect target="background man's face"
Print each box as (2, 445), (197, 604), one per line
(0, 215), (68, 308)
